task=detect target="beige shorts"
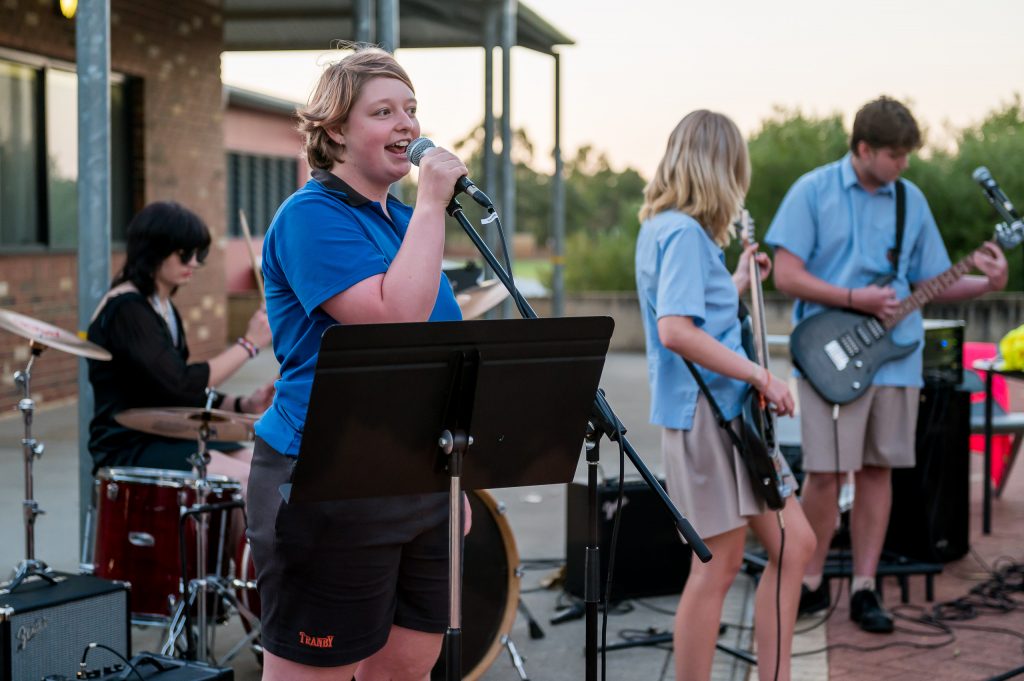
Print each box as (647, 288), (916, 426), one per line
(662, 395), (796, 540)
(797, 379), (919, 473)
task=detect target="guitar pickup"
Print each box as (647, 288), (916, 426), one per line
(823, 340), (850, 371)
(866, 318), (885, 339)
(855, 325), (874, 346)
(839, 333), (860, 356)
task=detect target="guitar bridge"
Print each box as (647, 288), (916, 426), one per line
(823, 340), (850, 371)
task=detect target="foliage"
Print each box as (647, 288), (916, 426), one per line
(437, 98), (1024, 292)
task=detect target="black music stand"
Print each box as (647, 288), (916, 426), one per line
(288, 316), (613, 681)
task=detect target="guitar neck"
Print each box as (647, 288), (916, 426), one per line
(748, 257), (771, 368)
(883, 251), (976, 329)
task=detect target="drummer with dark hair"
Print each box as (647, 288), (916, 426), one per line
(86, 201), (273, 492)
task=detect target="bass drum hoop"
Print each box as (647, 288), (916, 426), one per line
(463, 489), (520, 681)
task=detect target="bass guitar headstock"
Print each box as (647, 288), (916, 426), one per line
(994, 220), (1024, 250)
(738, 208), (756, 248)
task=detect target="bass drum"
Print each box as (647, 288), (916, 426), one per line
(236, 490), (520, 678)
(431, 489), (520, 681)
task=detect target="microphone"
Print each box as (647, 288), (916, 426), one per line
(406, 137), (494, 209)
(972, 166), (1022, 227)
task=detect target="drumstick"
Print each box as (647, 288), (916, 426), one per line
(238, 209), (266, 304)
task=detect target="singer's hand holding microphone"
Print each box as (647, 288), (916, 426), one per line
(409, 141), (469, 209)
(408, 137), (495, 209)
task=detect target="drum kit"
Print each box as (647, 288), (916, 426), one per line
(1, 292), (535, 678)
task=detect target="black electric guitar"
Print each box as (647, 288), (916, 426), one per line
(791, 221), (1024, 405)
(737, 211), (788, 510)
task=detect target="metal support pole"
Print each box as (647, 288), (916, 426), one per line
(76, 0), (112, 552)
(499, 0), (517, 318)
(376, 0), (399, 53)
(483, 2), (499, 284)
(354, 0), (373, 44)
(551, 52), (565, 317)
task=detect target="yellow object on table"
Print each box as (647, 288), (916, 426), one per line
(998, 324), (1024, 371)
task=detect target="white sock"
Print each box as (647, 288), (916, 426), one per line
(853, 575), (875, 593)
(803, 574), (823, 591)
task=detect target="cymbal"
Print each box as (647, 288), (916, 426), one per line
(0, 308), (112, 361)
(457, 280), (509, 320)
(115, 407), (257, 442)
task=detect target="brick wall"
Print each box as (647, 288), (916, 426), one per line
(0, 0), (228, 406)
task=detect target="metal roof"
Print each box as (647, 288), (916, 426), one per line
(223, 0), (573, 55)
(225, 85), (300, 115)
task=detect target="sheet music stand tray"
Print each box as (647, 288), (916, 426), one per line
(289, 316), (614, 680)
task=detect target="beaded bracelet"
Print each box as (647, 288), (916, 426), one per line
(236, 336), (258, 359)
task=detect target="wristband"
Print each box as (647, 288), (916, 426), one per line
(236, 336), (258, 359)
(233, 395), (244, 413)
(847, 288), (853, 308)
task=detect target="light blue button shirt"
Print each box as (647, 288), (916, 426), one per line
(636, 211), (750, 430)
(765, 154), (951, 387)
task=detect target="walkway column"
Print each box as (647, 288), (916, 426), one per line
(76, 0), (112, 550)
(499, 0), (516, 317)
(551, 51), (565, 317)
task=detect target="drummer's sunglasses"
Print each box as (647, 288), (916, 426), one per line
(177, 247), (209, 265)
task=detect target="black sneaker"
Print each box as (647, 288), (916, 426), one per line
(849, 588), (894, 633)
(798, 581), (831, 616)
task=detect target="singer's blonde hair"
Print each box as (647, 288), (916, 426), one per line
(639, 110), (750, 247)
(297, 44), (414, 170)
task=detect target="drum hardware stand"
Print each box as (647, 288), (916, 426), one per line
(445, 198), (714, 681)
(160, 391), (262, 666)
(4, 342), (57, 593)
(501, 634), (530, 680)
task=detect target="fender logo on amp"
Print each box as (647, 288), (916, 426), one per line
(16, 616), (47, 651)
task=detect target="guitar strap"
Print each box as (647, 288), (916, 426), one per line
(890, 179), (906, 275)
(682, 358), (747, 453)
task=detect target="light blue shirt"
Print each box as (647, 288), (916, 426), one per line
(635, 211), (750, 430)
(765, 154), (951, 387)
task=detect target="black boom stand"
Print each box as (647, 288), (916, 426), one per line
(444, 199), (712, 681)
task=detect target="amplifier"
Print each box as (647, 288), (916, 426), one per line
(85, 653), (233, 680)
(566, 479), (691, 602)
(0, 573), (129, 681)
(885, 385), (970, 562)
(922, 319), (965, 387)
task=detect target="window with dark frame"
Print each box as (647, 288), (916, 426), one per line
(0, 53), (134, 249)
(227, 151), (299, 237)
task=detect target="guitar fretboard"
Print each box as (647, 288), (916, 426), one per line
(883, 252), (976, 329)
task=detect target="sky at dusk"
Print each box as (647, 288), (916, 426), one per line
(223, 0), (1024, 177)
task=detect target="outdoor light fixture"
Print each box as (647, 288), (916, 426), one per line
(57, 0), (77, 19)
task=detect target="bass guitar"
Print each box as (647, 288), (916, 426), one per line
(737, 210), (789, 510)
(790, 220), (1024, 405)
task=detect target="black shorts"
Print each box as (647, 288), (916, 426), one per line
(246, 438), (451, 667)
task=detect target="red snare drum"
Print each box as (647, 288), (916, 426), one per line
(92, 467), (242, 622)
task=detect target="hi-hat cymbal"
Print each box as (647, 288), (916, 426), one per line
(457, 280), (510, 320)
(0, 308), (112, 361)
(115, 407), (257, 442)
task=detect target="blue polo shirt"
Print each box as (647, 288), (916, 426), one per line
(256, 169), (462, 455)
(765, 154), (951, 387)
(636, 210), (749, 430)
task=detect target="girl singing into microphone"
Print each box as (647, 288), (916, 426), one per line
(635, 110), (815, 681)
(247, 46), (468, 680)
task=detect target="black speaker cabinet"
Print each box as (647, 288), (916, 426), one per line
(0, 573), (130, 681)
(566, 479), (691, 602)
(885, 385), (970, 563)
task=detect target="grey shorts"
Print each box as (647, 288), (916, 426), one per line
(797, 379), (919, 472)
(245, 437), (450, 667)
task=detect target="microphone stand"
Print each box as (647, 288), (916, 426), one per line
(446, 199), (712, 681)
